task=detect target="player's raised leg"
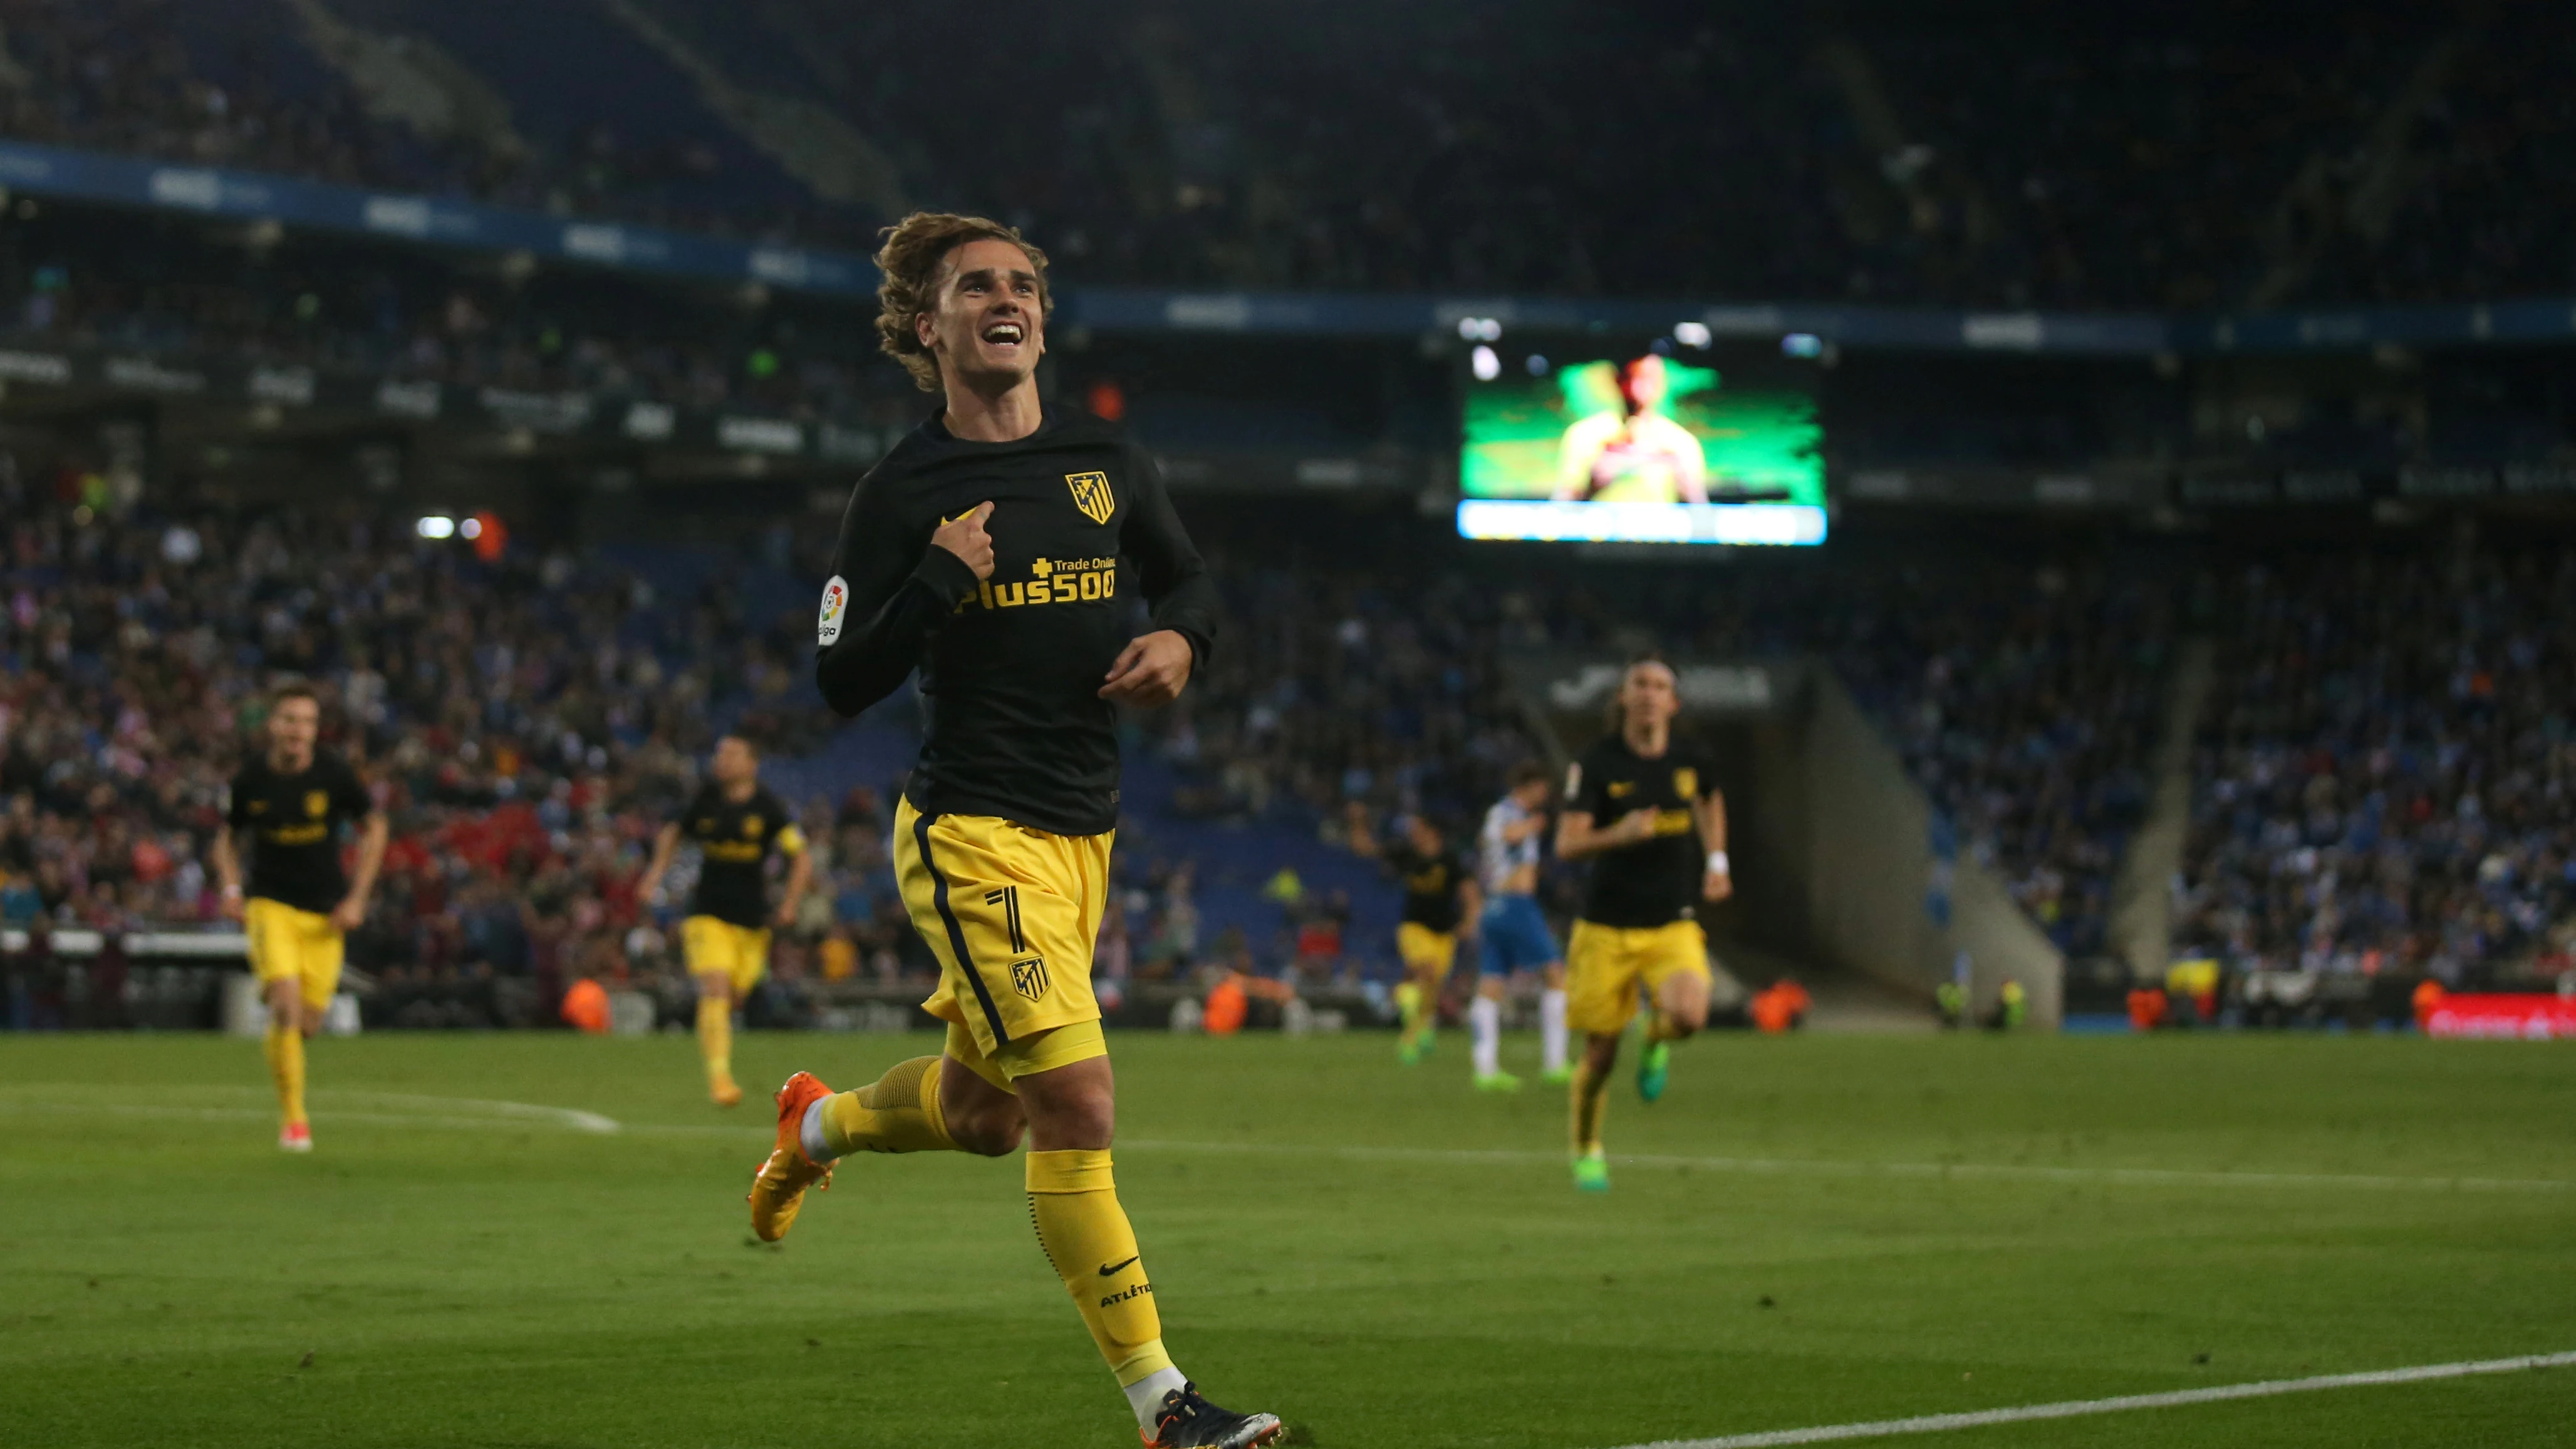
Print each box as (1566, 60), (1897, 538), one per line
(749, 1027), (1017, 1243)
(1635, 933), (1713, 1103)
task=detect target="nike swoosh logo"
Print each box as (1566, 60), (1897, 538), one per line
(1098, 1255), (1141, 1277)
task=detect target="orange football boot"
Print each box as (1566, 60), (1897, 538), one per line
(747, 1071), (836, 1242)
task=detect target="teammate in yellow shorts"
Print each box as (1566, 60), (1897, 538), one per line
(1554, 655), (1730, 1192)
(742, 213), (1278, 1446)
(1346, 804), (1478, 1063)
(210, 681), (387, 1153)
(636, 734), (811, 1106)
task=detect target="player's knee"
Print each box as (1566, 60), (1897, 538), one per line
(951, 1104), (1025, 1157)
(1019, 1078), (1116, 1151)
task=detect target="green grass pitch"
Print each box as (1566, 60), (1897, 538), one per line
(4, 1029), (2573, 1448)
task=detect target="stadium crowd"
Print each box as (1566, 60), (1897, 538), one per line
(0, 1), (2568, 308)
(2176, 545), (2576, 988)
(4, 219), (900, 427)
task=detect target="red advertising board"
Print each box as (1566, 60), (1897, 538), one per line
(2421, 994), (2576, 1040)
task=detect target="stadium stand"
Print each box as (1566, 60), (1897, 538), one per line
(2176, 543), (2576, 989)
(0, 1), (2561, 306)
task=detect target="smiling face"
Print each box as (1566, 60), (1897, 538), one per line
(915, 237), (1046, 395)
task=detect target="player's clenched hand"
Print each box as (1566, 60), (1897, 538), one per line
(1099, 630), (1193, 707)
(1616, 807), (1660, 843)
(932, 502), (995, 580)
(330, 896), (366, 932)
(1703, 867), (1733, 903)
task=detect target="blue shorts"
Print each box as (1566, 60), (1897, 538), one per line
(1479, 895), (1561, 977)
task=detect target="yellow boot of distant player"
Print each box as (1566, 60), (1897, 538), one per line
(699, 995), (742, 1106)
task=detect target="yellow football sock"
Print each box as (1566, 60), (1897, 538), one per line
(821, 1056), (960, 1155)
(1026, 1149), (1175, 1388)
(1645, 1009), (1683, 1044)
(265, 1023), (308, 1128)
(1570, 1057), (1610, 1153)
(696, 997), (734, 1088)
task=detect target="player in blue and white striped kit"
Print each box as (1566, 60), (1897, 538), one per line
(1471, 761), (1571, 1090)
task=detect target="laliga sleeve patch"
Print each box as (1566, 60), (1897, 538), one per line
(816, 575), (848, 645)
(1564, 762), (1582, 801)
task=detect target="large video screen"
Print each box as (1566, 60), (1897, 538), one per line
(1457, 336), (1827, 546)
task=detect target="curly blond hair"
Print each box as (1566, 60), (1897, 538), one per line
(873, 212), (1052, 393)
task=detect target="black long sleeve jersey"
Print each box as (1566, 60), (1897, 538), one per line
(813, 407), (1220, 837)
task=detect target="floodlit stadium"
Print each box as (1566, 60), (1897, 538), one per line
(4, 3), (2575, 1446)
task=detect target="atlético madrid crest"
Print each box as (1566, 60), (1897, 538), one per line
(1064, 471), (1114, 525)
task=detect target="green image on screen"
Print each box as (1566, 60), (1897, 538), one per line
(1462, 356), (1824, 504)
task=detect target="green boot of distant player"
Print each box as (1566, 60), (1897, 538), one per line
(1394, 979), (1436, 1064)
(1475, 1069), (1522, 1093)
(1571, 1146), (1610, 1192)
(1635, 1038), (1672, 1103)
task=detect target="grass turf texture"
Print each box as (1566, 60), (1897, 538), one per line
(3, 1032), (2573, 1448)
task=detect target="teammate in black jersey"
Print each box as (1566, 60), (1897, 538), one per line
(1348, 805), (1480, 1063)
(1554, 656), (1730, 1192)
(210, 681), (387, 1153)
(742, 213), (1277, 1448)
(636, 735), (811, 1106)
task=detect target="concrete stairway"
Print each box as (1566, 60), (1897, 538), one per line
(2106, 636), (2216, 983)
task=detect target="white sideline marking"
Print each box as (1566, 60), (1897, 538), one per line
(1116, 1138), (2576, 1195)
(1608, 1350), (2576, 1448)
(0, 1084), (620, 1135)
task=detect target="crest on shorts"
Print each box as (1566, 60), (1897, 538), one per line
(1010, 956), (1051, 1002)
(1673, 767), (1698, 799)
(1064, 471), (1114, 525)
(304, 789), (329, 819)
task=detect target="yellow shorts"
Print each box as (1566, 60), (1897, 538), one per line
(895, 797), (1112, 1067)
(1565, 918), (1710, 1036)
(244, 898), (344, 1013)
(1396, 922), (1457, 980)
(682, 915), (771, 996)
(940, 1017), (1109, 1093)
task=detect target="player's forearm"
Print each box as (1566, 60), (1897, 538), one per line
(1145, 576), (1218, 675)
(1127, 461), (1220, 672)
(345, 816), (389, 903)
(1557, 823), (1615, 861)
(816, 549), (980, 716)
(1698, 794), (1728, 853)
(210, 831), (242, 892)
